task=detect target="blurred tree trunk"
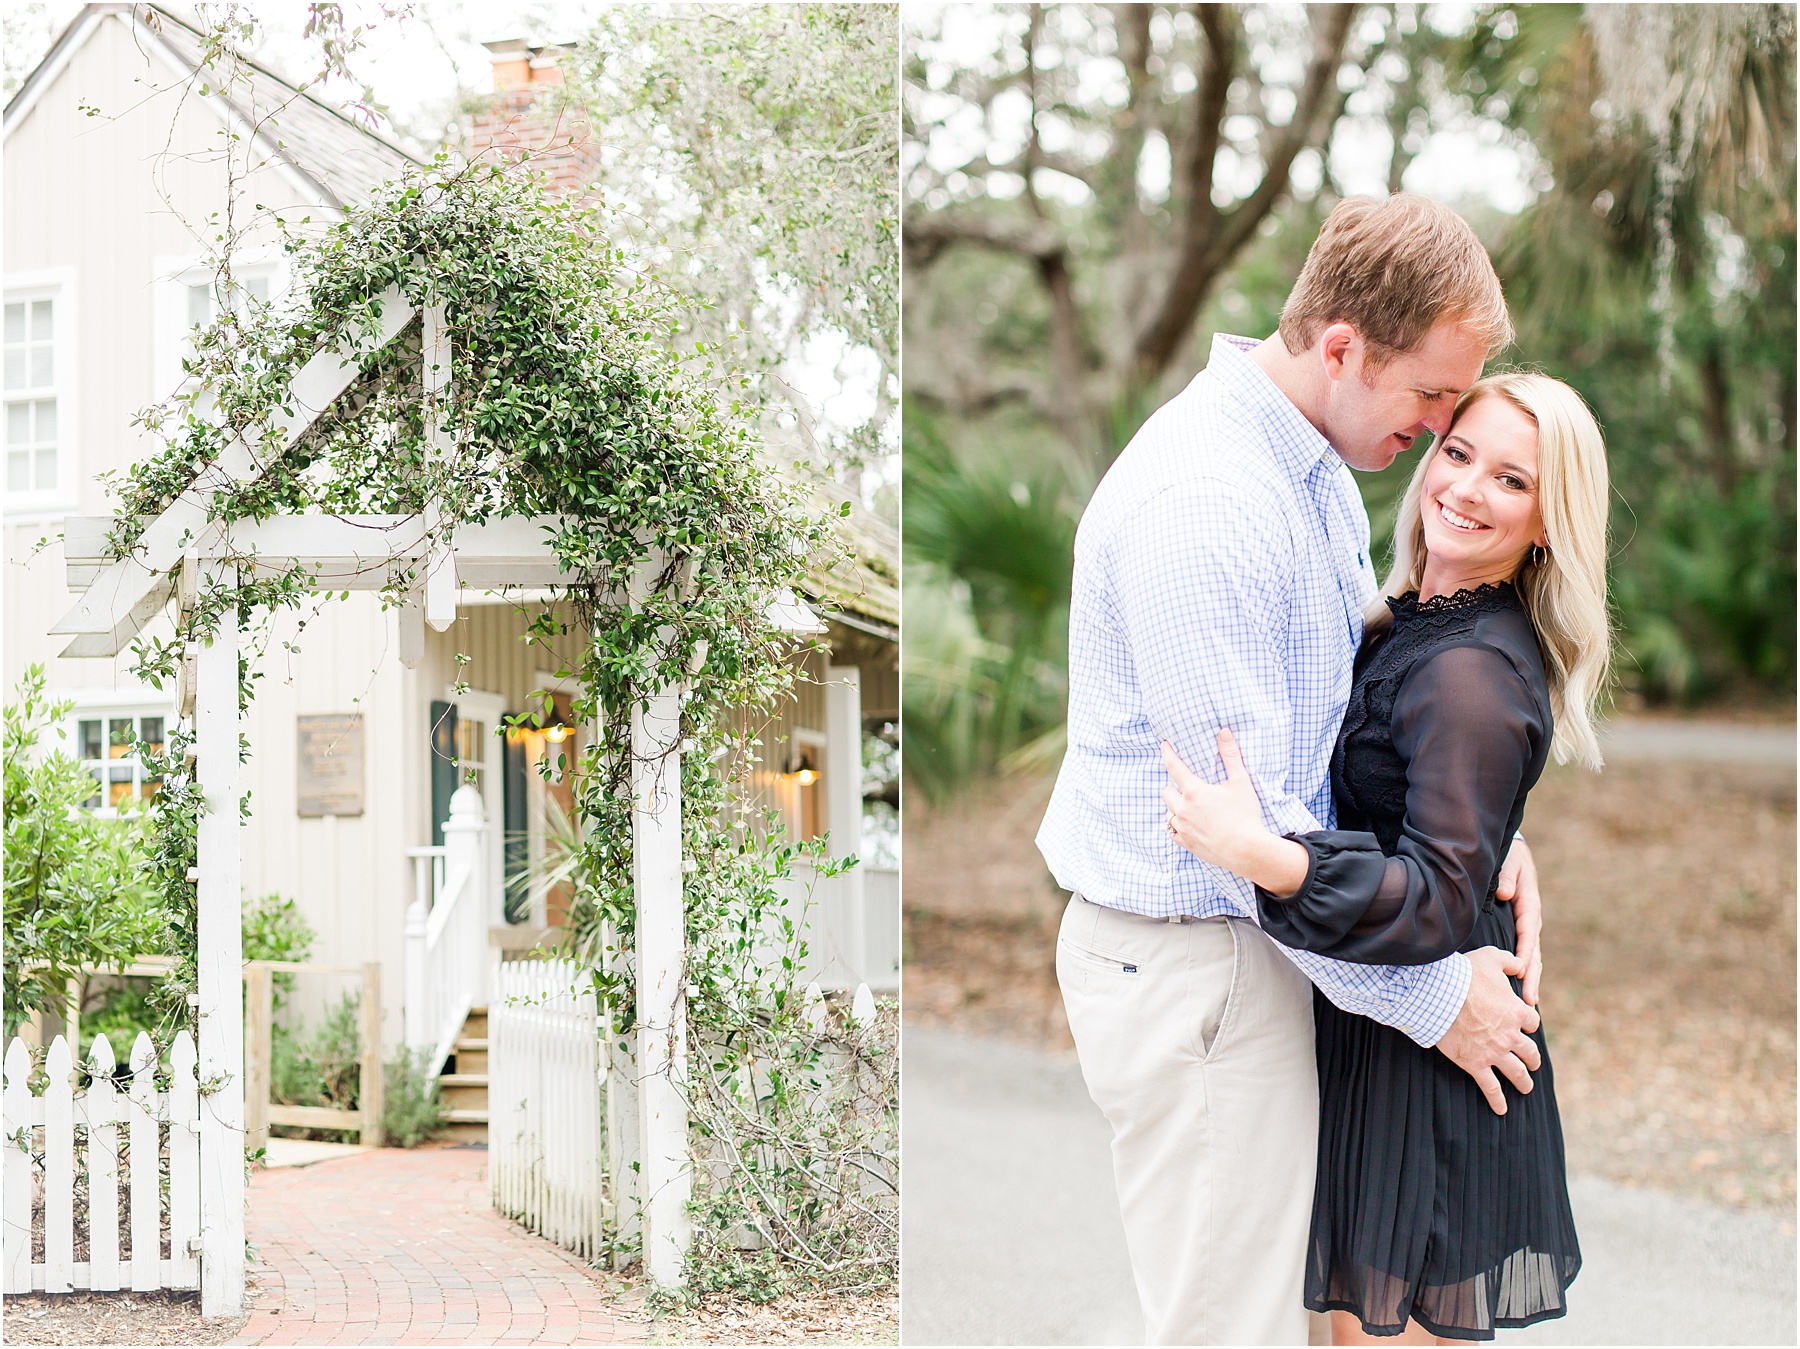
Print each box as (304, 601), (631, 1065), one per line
(905, 3), (1362, 472)
(1126, 5), (1355, 391)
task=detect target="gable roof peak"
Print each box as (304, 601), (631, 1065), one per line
(7, 3), (421, 210)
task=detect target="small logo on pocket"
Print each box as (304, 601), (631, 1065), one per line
(1122, 963), (1138, 973)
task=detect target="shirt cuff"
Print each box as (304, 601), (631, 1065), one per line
(1385, 951), (1471, 1048)
(1256, 831), (1319, 905)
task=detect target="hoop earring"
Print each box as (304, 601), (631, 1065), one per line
(1532, 543), (1549, 569)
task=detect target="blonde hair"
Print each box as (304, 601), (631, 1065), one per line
(1280, 194), (1514, 368)
(1367, 373), (1613, 770)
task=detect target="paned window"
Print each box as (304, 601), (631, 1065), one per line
(181, 273), (272, 368)
(455, 714), (489, 795)
(186, 274), (270, 328)
(76, 712), (166, 813)
(4, 296), (59, 494)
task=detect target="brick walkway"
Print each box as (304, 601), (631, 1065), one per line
(232, 1144), (645, 1346)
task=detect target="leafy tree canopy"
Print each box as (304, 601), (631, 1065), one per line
(560, 4), (899, 508)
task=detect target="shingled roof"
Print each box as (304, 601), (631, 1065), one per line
(809, 483), (899, 637)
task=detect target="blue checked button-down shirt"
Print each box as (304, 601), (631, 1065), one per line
(1037, 333), (1472, 1047)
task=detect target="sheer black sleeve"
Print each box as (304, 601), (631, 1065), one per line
(1256, 642), (1548, 964)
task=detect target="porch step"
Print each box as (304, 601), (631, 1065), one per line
(438, 1008), (489, 1143)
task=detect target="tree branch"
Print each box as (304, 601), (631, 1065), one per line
(1180, 3), (1238, 240)
(902, 211), (1069, 267)
(1109, 2), (1154, 210)
(1131, 4), (1358, 384)
(1024, 4), (1046, 216)
(1200, 5), (1358, 279)
(1108, 3), (1155, 321)
(1036, 249), (1092, 450)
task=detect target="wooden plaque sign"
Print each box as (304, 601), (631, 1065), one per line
(296, 714), (365, 817)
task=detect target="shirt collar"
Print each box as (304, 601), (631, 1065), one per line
(1204, 333), (1340, 485)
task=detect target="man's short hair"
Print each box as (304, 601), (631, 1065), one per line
(1278, 194), (1513, 368)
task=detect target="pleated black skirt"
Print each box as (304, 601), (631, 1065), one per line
(1306, 903), (1581, 1340)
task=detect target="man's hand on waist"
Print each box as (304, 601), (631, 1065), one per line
(1433, 945), (1541, 1116)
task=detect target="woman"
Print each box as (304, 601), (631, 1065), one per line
(1161, 372), (1610, 1343)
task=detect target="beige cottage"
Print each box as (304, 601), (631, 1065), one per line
(5, 5), (899, 1136)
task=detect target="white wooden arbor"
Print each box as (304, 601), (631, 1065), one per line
(53, 291), (694, 1311)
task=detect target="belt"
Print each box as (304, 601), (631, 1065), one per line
(1074, 893), (1203, 924)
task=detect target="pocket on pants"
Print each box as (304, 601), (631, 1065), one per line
(1054, 932), (1140, 1006)
(1194, 919), (1241, 1063)
(1056, 899), (1155, 993)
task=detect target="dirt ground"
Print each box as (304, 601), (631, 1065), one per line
(0, 1288), (249, 1346)
(0, 1280), (899, 1347)
(903, 749), (1797, 1214)
(648, 1289), (899, 1345)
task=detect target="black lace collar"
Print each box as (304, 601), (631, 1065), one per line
(1386, 581), (1521, 622)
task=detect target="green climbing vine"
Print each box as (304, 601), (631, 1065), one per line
(108, 157), (893, 1293)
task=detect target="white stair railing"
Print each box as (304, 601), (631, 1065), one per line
(404, 784), (489, 1079)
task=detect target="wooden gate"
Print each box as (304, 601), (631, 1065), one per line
(488, 959), (606, 1258)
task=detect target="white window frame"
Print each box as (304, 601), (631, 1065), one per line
(53, 691), (176, 819)
(152, 249), (291, 400)
(3, 268), (79, 520)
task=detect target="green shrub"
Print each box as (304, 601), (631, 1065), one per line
(80, 980), (161, 1067)
(270, 993), (362, 1143)
(242, 891), (315, 1013)
(383, 1049), (447, 1148)
(4, 666), (166, 1039)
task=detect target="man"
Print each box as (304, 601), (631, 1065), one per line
(1037, 195), (1545, 1347)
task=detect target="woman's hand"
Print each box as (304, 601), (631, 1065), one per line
(1160, 731), (1308, 897)
(1495, 838), (1544, 1007)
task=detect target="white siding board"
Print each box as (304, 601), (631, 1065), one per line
(3, 12), (327, 694)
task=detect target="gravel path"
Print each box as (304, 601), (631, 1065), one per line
(1597, 717), (1794, 765)
(901, 1025), (1797, 1346)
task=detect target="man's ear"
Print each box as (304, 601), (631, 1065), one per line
(1319, 322), (1359, 382)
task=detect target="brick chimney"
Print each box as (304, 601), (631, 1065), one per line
(472, 39), (598, 200)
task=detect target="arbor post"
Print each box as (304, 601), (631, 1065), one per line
(631, 687), (689, 1287)
(195, 562), (244, 1316)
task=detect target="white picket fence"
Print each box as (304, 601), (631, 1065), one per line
(489, 955), (891, 1267)
(2, 1032), (201, 1294)
(489, 959), (606, 1259)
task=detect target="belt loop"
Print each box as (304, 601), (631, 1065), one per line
(1168, 915), (1181, 925)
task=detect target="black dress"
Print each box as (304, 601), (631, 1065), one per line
(1255, 583), (1581, 1341)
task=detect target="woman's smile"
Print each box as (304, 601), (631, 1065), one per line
(1435, 499), (1489, 532)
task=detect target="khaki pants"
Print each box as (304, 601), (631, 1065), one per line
(1057, 896), (1319, 1346)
